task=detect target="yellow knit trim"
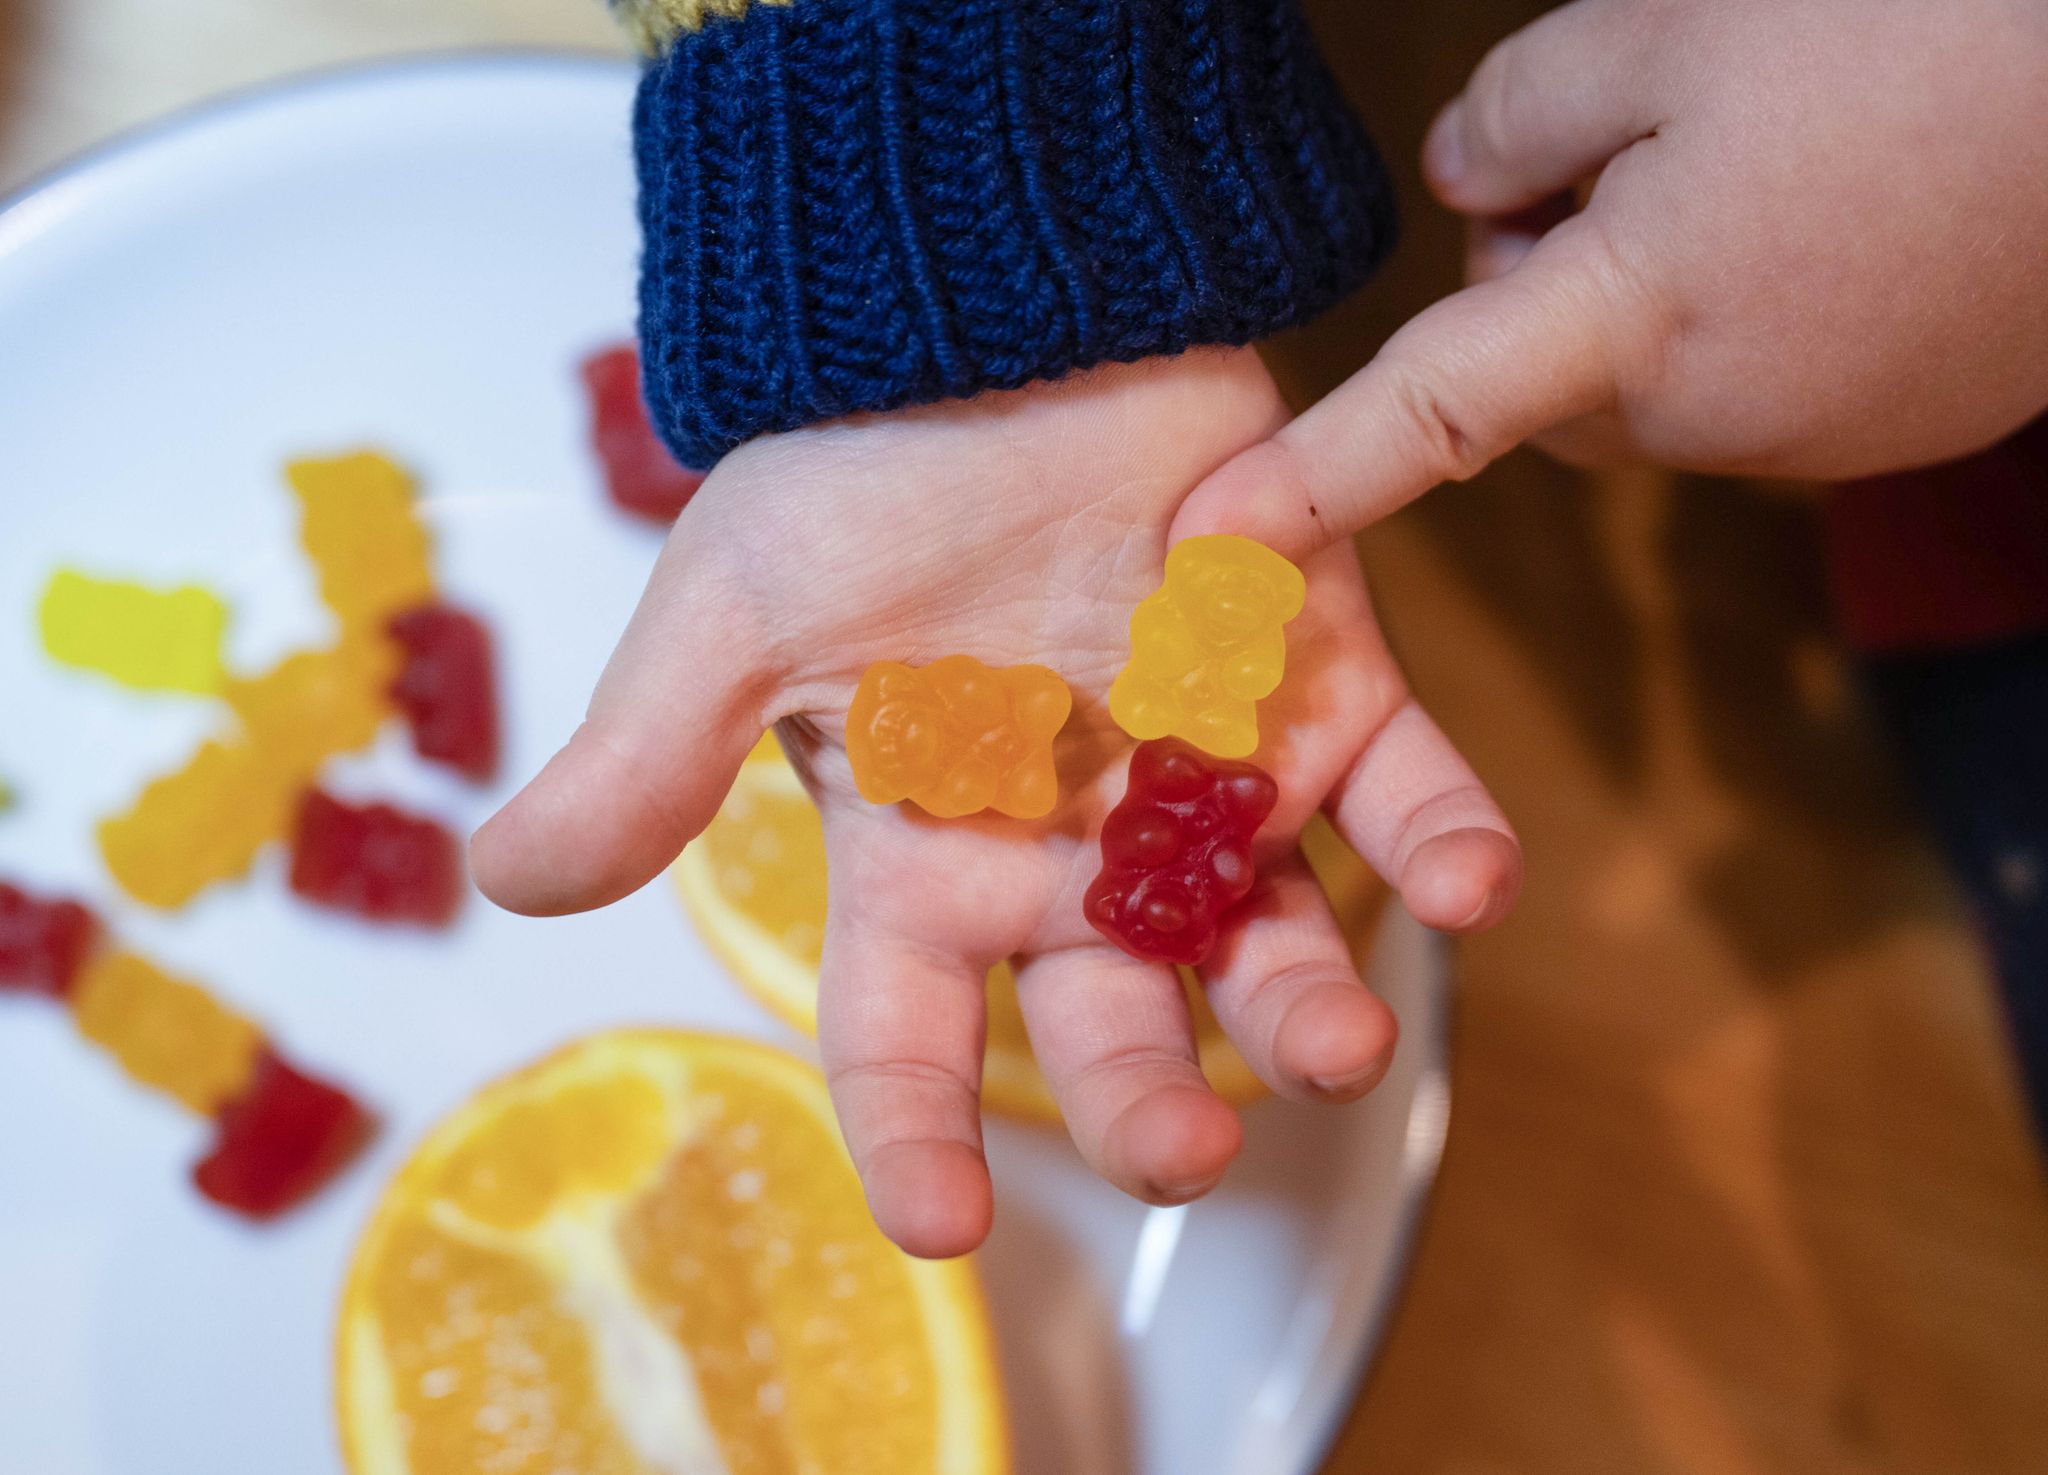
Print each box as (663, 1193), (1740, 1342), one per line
(614, 0), (791, 55)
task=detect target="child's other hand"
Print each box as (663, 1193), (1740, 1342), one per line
(1176, 0), (2048, 556)
(471, 349), (1518, 1258)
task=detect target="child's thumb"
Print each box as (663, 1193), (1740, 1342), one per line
(471, 535), (772, 917)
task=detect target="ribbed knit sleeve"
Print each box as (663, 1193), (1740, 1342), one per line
(617, 0), (1396, 470)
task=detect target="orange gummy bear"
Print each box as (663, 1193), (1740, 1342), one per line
(100, 638), (398, 909)
(287, 451), (436, 633)
(846, 656), (1071, 819)
(93, 452), (428, 911)
(98, 741), (304, 908)
(225, 634), (399, 773)
(72, 951), (262, 1114)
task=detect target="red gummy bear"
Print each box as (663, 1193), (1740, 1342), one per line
(288, 789), (464, 927)
(388, 603), (501, 783)
(1085, 738), (1278, 965)
(192, 1048), (374, 1219)
(580, 342), (707, 522)
(0, 880), (98, 1000)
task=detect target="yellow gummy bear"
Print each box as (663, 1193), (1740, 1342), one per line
(38, 570), (228, 695)
(287, 450), (435, 632)
(72, 951), (263, 1114)
(1108, 535), (1307, 758)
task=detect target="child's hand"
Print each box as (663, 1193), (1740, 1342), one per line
(472, 349), (1518, 1258)
(1174, 0), (2048, 556)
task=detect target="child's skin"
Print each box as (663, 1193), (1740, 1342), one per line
(473, 349), (1519, 1259)
(1176, 0), (2048, 556)
(479, 0), (2047, 1258)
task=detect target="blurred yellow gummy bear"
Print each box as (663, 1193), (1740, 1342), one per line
(286, 450), (434, 633)
(38, 570), (228, 695)
(1108, 534), (1306, 758)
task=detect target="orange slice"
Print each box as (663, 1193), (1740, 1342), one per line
(337, 1030), (1007, 1475)
(673, 739), (1386, 1123)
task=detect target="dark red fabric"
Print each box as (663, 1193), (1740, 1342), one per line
(1824, 416), (2048, 654)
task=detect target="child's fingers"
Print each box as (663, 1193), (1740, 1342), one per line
(1012, 944), (1243, 1204)
(1196, 854), (1399, 1103)
(1466, 196), (1579, 286)
(1424, 0), (1658, 216)
(816, 913), (993, 1261)
(1326, 698), (1521, 934)
(472, 531), (773, 916)
(1167, 219), (1647, 559)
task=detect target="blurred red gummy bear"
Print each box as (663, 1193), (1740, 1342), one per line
(389, 603), (500, 784)
(289, 790), (464, 927)
(193, 1048), (373, 1219)
(0, 880), (98, 1000)
(1086, 738), (1278, 966)
(580, 342), (707, 522)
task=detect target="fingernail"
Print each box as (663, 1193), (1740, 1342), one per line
(1424, 100), (1465, 186)
(1456, 886), (1499, 932)
(1148, 1172), (1224, 1205)
(1309, 1055), (1390, 1101)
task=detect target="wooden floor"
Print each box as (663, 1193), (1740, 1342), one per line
(5, 1), (2045, 1470)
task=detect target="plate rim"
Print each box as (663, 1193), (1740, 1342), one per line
(0, 47), (639, 255)
(1294, 912), (1452, 1475)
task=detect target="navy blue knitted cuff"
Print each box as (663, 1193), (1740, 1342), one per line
(628, 0), (1397, 470)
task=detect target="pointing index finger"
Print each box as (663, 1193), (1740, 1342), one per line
(1169, 219), (1646, 559)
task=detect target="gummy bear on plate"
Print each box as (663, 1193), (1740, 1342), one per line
(388, 603), (500, 783)
(1086, 738), (1279, 965)
(0, 880), (98, 999)
(193, 1047), (374, 1219)
(98, 740), (305, 909)
(71, 951), (264, 1114)
(225, 634), (400, 774)
(37, 569), (229, 695)
(846, 656), (1072, 819)
(287, 451), (436, 632)
(289, 789), (465, 926)
(580, 342), (707, 521)
(1108, 535), (1307, 759)
(99, 619), (401, 910)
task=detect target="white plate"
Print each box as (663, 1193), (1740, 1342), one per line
(0, 55), (1448, 1475)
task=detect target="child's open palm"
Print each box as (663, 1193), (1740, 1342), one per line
(472, 348), (1517, 1258)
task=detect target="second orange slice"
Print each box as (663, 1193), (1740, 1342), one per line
(674, 739), (1386, 1123)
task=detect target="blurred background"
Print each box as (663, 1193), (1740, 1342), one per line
(2, 2), (2044, 1472)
